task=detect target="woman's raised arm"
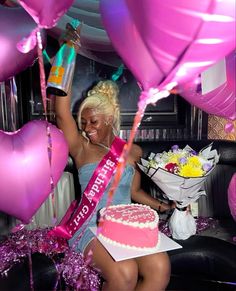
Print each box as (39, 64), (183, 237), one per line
(54, 91), (83, 158)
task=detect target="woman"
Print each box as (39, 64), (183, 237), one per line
(55, 80), (171, 290)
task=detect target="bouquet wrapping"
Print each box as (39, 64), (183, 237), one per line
(138, 143), (219, 240)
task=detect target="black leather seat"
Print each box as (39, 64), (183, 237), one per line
(167, 235), (236, 290)
(0, 253), (59, 291)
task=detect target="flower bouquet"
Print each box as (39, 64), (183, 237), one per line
(138, 143), (219, 240)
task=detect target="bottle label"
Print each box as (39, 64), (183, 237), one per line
(48, 66), (65, 84)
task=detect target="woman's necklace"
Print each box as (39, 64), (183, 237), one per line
(96, 142), (110, 151)
(96, 135), (115, 152)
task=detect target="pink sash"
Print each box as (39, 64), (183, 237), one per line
(49, 136), (125, 239)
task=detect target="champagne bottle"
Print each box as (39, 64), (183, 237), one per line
(47, 20), (80, 96)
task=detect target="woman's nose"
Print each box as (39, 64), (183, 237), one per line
(84, 122), (91, 132)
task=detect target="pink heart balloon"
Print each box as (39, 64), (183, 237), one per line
(100, 0), (235, 91)
(0, 120), (69, 223)
(228, 173), (236, 221)
(180, 51), (236, 121)
(18, 0), (74, 28)
(0, 6), (45, 82)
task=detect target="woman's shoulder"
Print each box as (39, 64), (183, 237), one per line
(128, 143), (143, 164)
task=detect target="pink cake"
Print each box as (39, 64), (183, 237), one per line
(98, 204), (160, 250)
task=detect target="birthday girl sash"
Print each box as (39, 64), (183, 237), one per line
(50, 136), (125, 239)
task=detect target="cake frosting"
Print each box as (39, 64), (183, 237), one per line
(98, 204), (160, 251)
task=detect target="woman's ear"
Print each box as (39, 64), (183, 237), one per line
(105, 115), (113, 126)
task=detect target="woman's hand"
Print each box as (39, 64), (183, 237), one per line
(158, 200), (176, 213)
(59, 22), (82, 52)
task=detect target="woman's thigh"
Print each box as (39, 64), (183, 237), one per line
(136, 251), (171, 289)
(84, 238), (139, 282)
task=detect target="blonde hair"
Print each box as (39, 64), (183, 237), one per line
(77, 80), (121, 135)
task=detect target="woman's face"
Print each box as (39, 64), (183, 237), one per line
(81, 108), (111, 145)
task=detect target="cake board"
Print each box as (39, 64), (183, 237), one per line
(90, 227), (182, 262)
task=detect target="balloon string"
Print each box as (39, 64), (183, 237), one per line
(28, 251), (34, 291)
(36, 29), (48, 118)
(36, 29), (57, 223)
(111, 64), (124, 81)
(108, 106), (145, 203)
(0, 82), (7, 130)
(97, 87), (172, 225)
(9, 78), (17, 131)
(97, 92), (147, 235)
(46, 124), (57, 221)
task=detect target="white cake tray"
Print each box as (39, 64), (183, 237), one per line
(90, 227), (182, 261)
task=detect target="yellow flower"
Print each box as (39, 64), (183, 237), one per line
(179, 164), (204, 177)
(187, 156), (202, 167)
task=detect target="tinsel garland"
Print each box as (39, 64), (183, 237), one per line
(0, 228), (101, 290)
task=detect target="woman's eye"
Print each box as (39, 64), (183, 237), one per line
(91, 120), (97, 124)
(81, 122), (86, 129)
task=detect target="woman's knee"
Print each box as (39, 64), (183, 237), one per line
(107, 260), (138, 290)
(138, 252), (171, 285)
(157, 252), (171, 271)
(151, 252), (171, 282)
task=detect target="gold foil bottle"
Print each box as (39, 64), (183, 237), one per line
(47, 20), (80, 96)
